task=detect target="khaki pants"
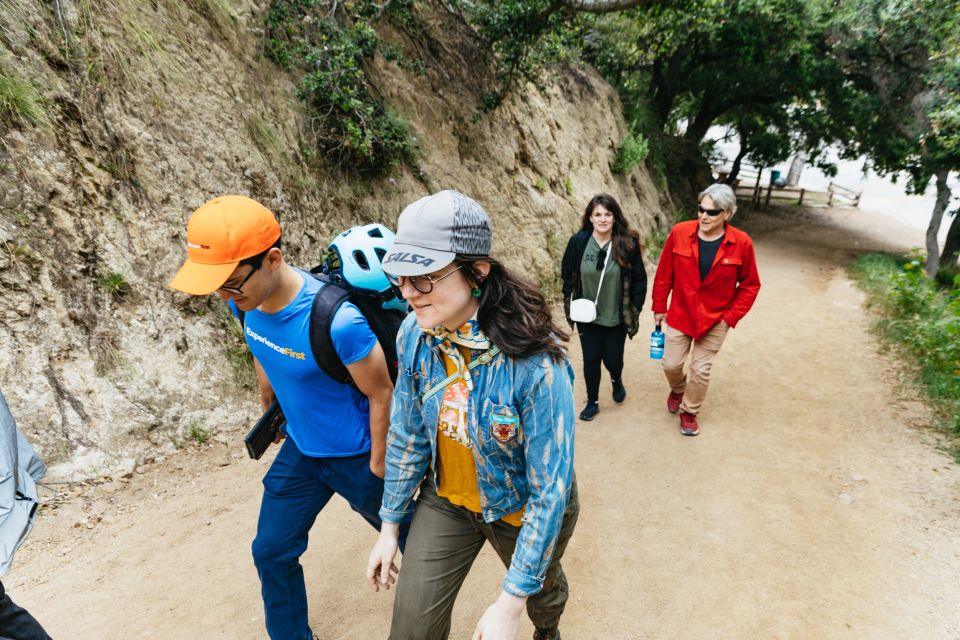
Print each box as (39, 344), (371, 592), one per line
(389, 477), (580, 639)
(661, 321), (729, 415)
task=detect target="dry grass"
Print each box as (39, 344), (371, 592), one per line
(75, 0), (182, 89)
(0, 65), (50, 127)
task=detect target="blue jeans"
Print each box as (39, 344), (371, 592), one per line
(252, 438), (410, 640)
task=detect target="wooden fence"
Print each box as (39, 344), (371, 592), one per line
(758, 181), (861, 208)
(825, 181), (862, 208)
(722, 164), (863, 209)
(724, 163), (765, 206)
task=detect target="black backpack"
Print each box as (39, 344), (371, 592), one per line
(238, 267), (406, 386)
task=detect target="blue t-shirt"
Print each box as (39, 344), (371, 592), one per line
(230, 269), (378, 457)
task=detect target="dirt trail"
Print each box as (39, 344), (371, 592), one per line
(10, 208), (960, 639)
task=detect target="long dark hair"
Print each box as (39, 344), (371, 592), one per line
(456, 256), (569, 362)
(580, 194), (641, 268)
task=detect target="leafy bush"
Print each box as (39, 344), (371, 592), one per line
(612, 132), (650, 174)
(850, 253), (960, 458)
(263, 0), (419, 174)
(463, 0), (587, 112)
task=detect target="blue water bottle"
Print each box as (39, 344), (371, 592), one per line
(650, 324), (665, 360)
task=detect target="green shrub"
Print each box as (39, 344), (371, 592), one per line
(187, 421), (210, 445)
(611, 132), (649, 175)
(263, 0), (419, 174)
(99, 272), (131, 300)
(464, 1), (587, 113)
(850, 253), (960, 458)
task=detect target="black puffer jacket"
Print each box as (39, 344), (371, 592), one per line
(560, 229), (647, 338)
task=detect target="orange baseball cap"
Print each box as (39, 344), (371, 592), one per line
(170, 195), (281, 295)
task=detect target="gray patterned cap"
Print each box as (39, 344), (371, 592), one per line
(381, 190), (492, 276)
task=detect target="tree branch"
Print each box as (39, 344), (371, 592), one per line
(560, 0), (644, 13)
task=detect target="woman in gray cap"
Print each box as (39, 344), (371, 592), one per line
(366, 191), (579, 640)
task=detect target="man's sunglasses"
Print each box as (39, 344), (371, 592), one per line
(386, 266), (463, 294)
(219, 258), (264, 296)
(697, 204), (726, 216)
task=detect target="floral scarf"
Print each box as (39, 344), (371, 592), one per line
(425, 315), (491, 393)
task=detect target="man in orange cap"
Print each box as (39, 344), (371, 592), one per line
(171, 195), (406, 640)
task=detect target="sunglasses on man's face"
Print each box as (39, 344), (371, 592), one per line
(697, 204), (725, 216)
(219, 259), (263, 296)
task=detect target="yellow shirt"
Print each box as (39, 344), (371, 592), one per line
(436, 345), (525, 527)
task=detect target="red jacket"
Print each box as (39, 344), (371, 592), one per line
(652, 220), (761, 339)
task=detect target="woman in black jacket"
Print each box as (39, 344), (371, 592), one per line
(561, 194), (647, 421)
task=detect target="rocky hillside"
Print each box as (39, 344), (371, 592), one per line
(0, 0), (673, 479)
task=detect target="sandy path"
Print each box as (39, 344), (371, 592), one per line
(10, 207), (960, 639)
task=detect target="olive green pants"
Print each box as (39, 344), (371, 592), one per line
(389, 477), (580, 640)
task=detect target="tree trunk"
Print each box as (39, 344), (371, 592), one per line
(650, 58), (676, 126)
(728, 142), (749, 184)
(939, 209), (960, 271)
(683, 108), (717, 142)
(924, 168), (951, 277)
(786, 153), (806, 187)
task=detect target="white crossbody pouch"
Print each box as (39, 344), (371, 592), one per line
(569, 241), (611, 324)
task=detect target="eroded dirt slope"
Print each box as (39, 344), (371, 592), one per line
(0, 0), (669, 478)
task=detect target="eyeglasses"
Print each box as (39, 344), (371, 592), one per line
(697, 204), (726, 216)
(596, 248), (608, 272)
(219, 260), (262, 296)
(386, 266), (463, 294)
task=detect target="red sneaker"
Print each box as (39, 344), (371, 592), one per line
(667, 391), (683, 414)
(679, 412), (699, 436)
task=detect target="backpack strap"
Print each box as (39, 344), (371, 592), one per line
(420, 346), (502, 403)
(308, 277), (354, 385)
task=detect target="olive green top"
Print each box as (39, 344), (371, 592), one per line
(579, 236), (622, 327)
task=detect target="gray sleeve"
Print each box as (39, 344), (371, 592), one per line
(0, 390), (19, 522)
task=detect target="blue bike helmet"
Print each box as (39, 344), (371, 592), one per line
(327, 223), (408, 312)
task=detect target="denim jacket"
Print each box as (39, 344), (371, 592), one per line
(380, 314), (576, 597)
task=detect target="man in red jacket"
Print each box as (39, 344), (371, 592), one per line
(652, 183), (761, 436)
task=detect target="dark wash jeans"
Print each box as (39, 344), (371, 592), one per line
(389, 476), (580, 640)
(0, 580), (52, 640)
(578, 322), (627, 403)
(251, 438), (411, 640)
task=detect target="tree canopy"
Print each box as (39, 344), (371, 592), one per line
(460, 0), (959, 274)
(824, 0), (960, 274)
